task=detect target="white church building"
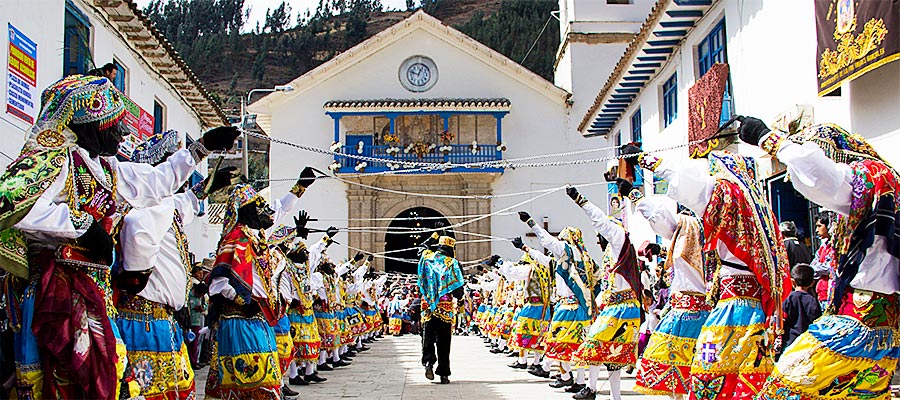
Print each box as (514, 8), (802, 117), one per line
(248, 6), (655, 273)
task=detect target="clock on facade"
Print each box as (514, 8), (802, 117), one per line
(399, 56), (438, 92)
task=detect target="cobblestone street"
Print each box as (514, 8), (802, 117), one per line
(195, 334), (669, 399)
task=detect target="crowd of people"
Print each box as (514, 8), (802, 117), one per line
(0, 74), (391, 400)
(0, 73), (898, 400)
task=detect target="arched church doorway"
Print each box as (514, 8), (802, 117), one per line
(384, 207), (453, 274)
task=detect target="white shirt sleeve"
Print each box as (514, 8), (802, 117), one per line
(310, 272), (326, 299)
(498, 260), (531, 281)
(337, 261), (353, 276)
(120, 199), (174, 272)
(353, 262), (369, 283)
(774, 139), (853, 215)
(634, 196), (678, 240)
(530, 223), (566, 258)
(209, 276), (236, 300)
(14, 159), (84, 238)
(307, 237), (329, 269)
(526, 247), (553, 267)
(112, 148), (198, 209)
(656, 158), (716, 216)
(581, 200), (626, 256)
(172, 191), (201, 226)
(265, 192), (301, 237)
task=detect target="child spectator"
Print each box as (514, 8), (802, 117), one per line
(781, 264), (822, 355)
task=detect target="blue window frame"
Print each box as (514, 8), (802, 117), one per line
(64, 1), (92, 76)
(698, 19), (733, 124)
(630, 109), (642, 144)
(662, 74), (677, 127)
(153, 101), (164, 134)
(113, 60), (126, 92)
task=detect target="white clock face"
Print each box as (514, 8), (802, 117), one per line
(407, 63), (430, 87)
(399, 56), (438, 92)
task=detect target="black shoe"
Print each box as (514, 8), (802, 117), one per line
(506, 352), (518, 357)
(341, 355), (354, 362)
(508, 361), (528, 369)
(345, 351), (357, 357)
(288, 375), (309, 386)
(357, 346), (370, 352)
(528, 368), (550, 379)
(282, 386), (299, 397)
(306, 373), (327, 383)
(439, 376), (450, 384)
(331, 360), (350, 368)
(549, 377), (573, 388)
(425, 364), (435, 381)
(565, 383), (586, 393)
(572, 386), (596, 400)
(489, 348), (503, 354)
(625, 365), (635, 374)
(317, 363), (334, 371)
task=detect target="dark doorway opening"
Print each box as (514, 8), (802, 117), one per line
(384, 207), (453, 274)
(767, 172), (818, 248)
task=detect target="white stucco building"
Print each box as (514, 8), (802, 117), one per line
(579, 0), (899, 243)
(249, 10), (639, 273)
(1, 0), (227, 259)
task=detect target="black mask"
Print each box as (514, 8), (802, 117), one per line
(71, 121), (126, 158)
(237, 201), (275, 230)
(319, 262), (335, 275)
(435, 244), (455, 258)
(597, 233), (609, 252)
(287, 249), (309, 264)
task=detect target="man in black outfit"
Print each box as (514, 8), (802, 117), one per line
(780, 221), (812, 268)
(417, 228), (465, 384)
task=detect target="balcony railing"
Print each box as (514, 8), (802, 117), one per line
(336, 144), (503, 174)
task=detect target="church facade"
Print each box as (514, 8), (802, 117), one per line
(248, 10), (621, 273)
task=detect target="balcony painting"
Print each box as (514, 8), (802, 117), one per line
(325, 99), (509, 174)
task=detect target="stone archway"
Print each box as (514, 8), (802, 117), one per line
(346, 173), (500, 273)
(383, 207), (453, 274)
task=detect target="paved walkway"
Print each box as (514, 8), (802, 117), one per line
(195, 334), (669, 399)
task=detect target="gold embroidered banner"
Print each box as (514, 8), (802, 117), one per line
(687, 63), (728, 159)
(816, 0), (900, 96)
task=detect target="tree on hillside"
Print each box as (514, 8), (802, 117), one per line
(265, 1), (292, 33)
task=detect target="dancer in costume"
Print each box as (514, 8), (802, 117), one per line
(205, 166), (315, 400)
(516, 211), (594, 393)
(310, 228), (350, 371)
(388, 293), (409, 336)
(417, 233), (465, 384)
(360, 267), (388, 343)
(494, 249), (553, 374)
(633, 146), (791, 400)
(567, 186), (643, 400)
(117, 131), (237, 400)
(735, 119), (900, 400)
(0, 74), (238, 400)
(613, 178), (710, 398)
(283, 234), (327, 386)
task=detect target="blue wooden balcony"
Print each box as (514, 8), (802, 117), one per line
(324, 98), (511, 174)
(335, 144), (503, 174)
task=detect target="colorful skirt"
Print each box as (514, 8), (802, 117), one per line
(757, 289), (900, 400)
(116, 294), (195, 400)
(509, 301), (550, 352)
(206, 314), (282, 400)
(288, 308), (320, 362)
(635, 291), (712, 395)
(273, 315), (294, 375)
(495, 305), (515, 339)
(475, 304), (487, 327)
(573, 290), (641, 368)
(345, 306), (368, 337)
(544, 296), (591, 363)
(315, 308), (343, 350)
(13, 275), (138, 400)
(690, 275), (772, 400)
(482, 306), (497, 335)
(388, 314), (403, 335)
(362, 306), (380, 334)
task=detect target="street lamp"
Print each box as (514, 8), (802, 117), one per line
(240, 84), (295, 178)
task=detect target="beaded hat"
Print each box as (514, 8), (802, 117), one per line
(131, 130), (181, 164)
(25, 75), (126, 153)
(222, 184), (261, 234)
(788, 123), (885, 166)
(438, 236), (456, 248)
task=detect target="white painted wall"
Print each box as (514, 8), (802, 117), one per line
(849, 60), (900, 167)
(0, 0), (216, 260)
(260, 26), (616, 264)
(596, 0), (870, 247)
